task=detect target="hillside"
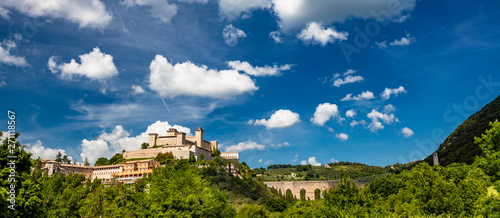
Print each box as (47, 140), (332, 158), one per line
(423, 94), (500, 166)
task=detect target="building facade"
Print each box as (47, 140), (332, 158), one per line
(123, 127), (221, 161)
(40, 158), (159, 183)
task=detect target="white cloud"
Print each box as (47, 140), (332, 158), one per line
(383, 104), (396, 113)
(350, 120), (366, 127)
(341, 91), (375, 101)
(366, 109), (396, 133)
(272, 0), (417, 31)
(393, 14), (410, 23)
(298, 22), (348, 46)
(330, 158), (339, 163)
(345, 109), (356, 118)
(80, 120), (190, 165)
(131, 85), (145, 94)
(218, 0), (272, 20)
(375, 41), (388, 49)
(269, 31), (282, 43)
(26, 140), (74, 161)
(390, 34), (415, 46)
(0, 0), (112, 28)
(227, 61), (292, 77)
(258, 159), (262, 163)
(335, 133), (348, 141)
(0, 81), (5, 87)
(148, 55), (257, 98)
(401, 127), (414, 138)
(381, 86), (406, 100)
(252, 109), (300, 129)
(0, 7), (10, 20)
(222, 24), (247, 46)
(300, 156), (321, 166)
(123, 0), (178, 23)
(292, 154), (299, 162)
(48, 47), (118, 81)
(333, 69), (363, 87)
(0, 40), (27, 66)
(270, 142), (290, 148)
(225, 140), (266, 152)
(310, 103), (341, 126)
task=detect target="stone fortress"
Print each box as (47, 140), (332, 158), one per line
(40, 127), (238, 183)
(123, 127), (219, 161)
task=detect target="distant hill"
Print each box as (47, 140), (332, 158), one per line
(423, 94), (500, 166)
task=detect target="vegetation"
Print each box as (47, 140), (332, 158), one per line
(141, 142), (149, 149)
(422, 94), (500, 166)
(256, 161), (390, 182)
(1, 118), (500, 217)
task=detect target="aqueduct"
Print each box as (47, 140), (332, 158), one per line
(263, 180), (368, 200)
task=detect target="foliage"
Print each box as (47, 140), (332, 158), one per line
(236, 204), (270, 218)
(141, 142), (149, 149)
(475, 120), (500, 181)
(94, 157), (108, 166)
(154, 152), (174, 164)
(211, 148), (221, 157)
(422, 95), (500, 166)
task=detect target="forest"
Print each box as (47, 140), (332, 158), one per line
(1, 120), (500, 217)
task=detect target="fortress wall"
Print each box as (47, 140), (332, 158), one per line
(123, 148), (163, 159)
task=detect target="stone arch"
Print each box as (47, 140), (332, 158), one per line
(300, 188), (306, 201)
(314, 188), (321, 200)
(285, 189), (294, 202)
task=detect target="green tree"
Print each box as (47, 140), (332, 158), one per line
(55, 151), (62, 163)
(237, 204), (270, 218)
(83, 157), (90, 166)
(155, 152), (174, 164)
(94, 157), (108, 166)
(211, 148), (221, 157)
(141, 142), (149, 149)
(475, 120), (500, 181)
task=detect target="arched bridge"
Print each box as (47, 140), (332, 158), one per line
(264, 180), (368, 200)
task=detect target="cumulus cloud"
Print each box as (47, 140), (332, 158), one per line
(340, 91), (375, 101)
(311, 103), (341, 126)
(298, 22), (348, 46)
(225, 140), (266, 152)
(401, 127), (414, 138)
(390, 34), (415, 46)
(48, 47), (118, 81)
(123, 0), (178, 23)
(300, 156), (321, 166)
(223, 24), (247, 46)
(350, 120), (366, 127)
(381, 86), (406, 100)
(218, 0), (272, 20)
(0, 0), (112, 28)
(26, 140), (74, 161)
(292, 154), (299, 162)
(269, 31), (282, 43)
(366, 109), (396, 133)
(383, 104), (396, 113)
(227, 61), (292, 77)
(131, 84), (145, 94)
(333, 69), (363, 87)
(252, 109), (300, 129)
(0, 40), (27, 66)
(345, 109), (356, 118)
(148, 55), (257, 98)
(335, 133), (348, 141)
(80, 120), (190, 165)
(272, 0), (417, 31)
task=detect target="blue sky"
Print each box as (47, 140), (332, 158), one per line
(1, 0), (499, 167)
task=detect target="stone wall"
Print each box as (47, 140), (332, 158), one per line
(264, 180), (367, 200)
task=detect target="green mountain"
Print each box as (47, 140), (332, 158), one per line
(423, 94), (500, 166)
